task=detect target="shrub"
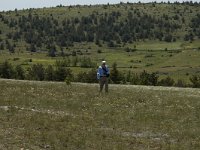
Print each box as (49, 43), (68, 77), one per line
(65, 76), (72, 85)
(80, 57), (95, 68)
(26, 64), (45, 81)
(0, 43), (4, 50)
(54, 66), (73, 81)
(0, 61), (15, 79)
(175, 79), (187, 87)
(13, 57), (20, 61)
(190, 75), (200, 88)
(110, 62), (123, 84)
(139, 70), (158, 86)
(130, 73), (140, 85)
(72, 56), (78, 67)
(72, 50), (76, 56)
(45, 65), (55, 81)
(55, 58), (70, 67)
(76, 68), (98, 83)
(158, 76), (175, 86)
(15, 65), (25, 80)
(97, 49), (102, 53)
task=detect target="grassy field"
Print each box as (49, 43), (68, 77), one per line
(1, 40), (200, 83)
(0, 79), (200, 149)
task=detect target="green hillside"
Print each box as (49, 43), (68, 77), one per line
(0, 79), (200, 149)
(0, 2), (200, 83)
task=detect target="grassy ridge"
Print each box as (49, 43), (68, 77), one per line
(0, 79), (200, 149)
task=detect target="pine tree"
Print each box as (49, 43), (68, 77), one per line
(15, 65), (25, 80)
(0, 61), (15, 79)
(45, 65), (54, 81)
(110, 62), (122, 84)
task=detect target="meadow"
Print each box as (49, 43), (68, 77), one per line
(0, 79), (200, 149)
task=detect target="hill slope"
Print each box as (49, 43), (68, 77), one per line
(1, 3), (200, 51)
(0, 79), (200, 149)
(0, 3), (200, 84)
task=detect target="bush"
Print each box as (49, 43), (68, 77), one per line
(164, 34), (173, 42)
(76, 68), (98, 83)
(0, 43), (4, 50)
(190, 75), (200, 88)
(26, 64), (45, 81)
(139, 71), (158, 86)
(65, 76), (72, 85)
(55, 58), (70, 67)
(54, 66), (73, 81)
(13, 57), (20, 61)
(130, 73), (140, 85)
(97, 49), (102, 53)
(0, 61), (15, 79)
(175, 79), (187, 87)
(128, 71), (159, 86)
(80, 57), (95, 68)
(45, 65), (55, 81)
(110, 62), (123, 84)
(72, 56), (78, 67)
(125, 47), (136, 52)
(158, 76), (175, 86)
(72, 50), (76, 56)
(15, 65), (25, 80)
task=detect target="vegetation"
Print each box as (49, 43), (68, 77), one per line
(1, 2), (200, 46)
(1, 2), (200, 85)
(1, 2), (200, 149)
(2, 60), (200, 87)
(0, 79), (200, 149)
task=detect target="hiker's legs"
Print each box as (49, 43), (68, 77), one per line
(99, 78), (105, 92)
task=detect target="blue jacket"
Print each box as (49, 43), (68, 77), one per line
(97, 65), (110, 80)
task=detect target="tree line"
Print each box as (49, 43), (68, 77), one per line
(0, 60), (200, 88)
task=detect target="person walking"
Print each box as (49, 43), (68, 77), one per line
(97, 61), (110, 93)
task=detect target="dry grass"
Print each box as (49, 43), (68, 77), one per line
(0, 79), (200, 149)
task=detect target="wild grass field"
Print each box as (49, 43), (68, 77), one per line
(0, 79), (200, 149)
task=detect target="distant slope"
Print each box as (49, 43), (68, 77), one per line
(0, 2), (200, 53)
(1, 3), (200, 85)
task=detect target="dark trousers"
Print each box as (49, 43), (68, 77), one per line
(99, 77), (108, 92)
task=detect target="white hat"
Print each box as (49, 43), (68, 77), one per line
(102, 60), (106, 64)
